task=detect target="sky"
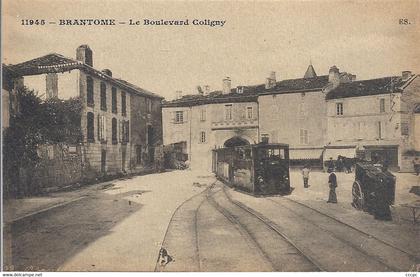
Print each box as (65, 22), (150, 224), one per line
(2, 0), (420, 100)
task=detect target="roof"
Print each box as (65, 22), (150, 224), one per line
(4, 53), (163, 99)
(325, 76), (407, 100)
(163, 75), (329, 107)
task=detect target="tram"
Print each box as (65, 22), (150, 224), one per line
(212, 143), (291, 196)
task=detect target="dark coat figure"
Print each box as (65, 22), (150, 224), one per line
(373, 167), (393, 221)
(327, 172), (338, 203)
(373, 181), (392, 221)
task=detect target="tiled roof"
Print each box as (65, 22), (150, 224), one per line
(325, 77), (407, 100)
(163, 75), (329, 107)
(4, 53), (163, 99)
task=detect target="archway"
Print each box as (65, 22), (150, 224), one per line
(224, 136), (250, 147)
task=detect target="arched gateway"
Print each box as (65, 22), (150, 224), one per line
(223, 136), (250, 147)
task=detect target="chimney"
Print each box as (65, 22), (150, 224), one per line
(197, 86), (204, 95)
(46, 73), (58, 99)
(175, 90), (183, 100)
(402, 71), (412, 81)
(222, 77), (231, 94)
(76, 45), (93, 67)
(102, 69), (112, 77)
(265, 71), (277, 89)
(203, 85), (210, 95)
(328, 65), (340, 88)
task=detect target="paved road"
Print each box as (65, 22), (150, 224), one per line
(157, 182), (420, 272)
(4, 172), (419, 272)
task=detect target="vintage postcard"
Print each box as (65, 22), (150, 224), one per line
(1, 0), (420, 274)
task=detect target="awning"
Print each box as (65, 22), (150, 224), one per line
(323, 147), (356, 160)
(289, 149), (323, 160)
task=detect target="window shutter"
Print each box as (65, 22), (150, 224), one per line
(119, 120), (123, 142)
(184, 111), (188, 123)
(97, 115), (101, 140)
(103, 116), (107, 140)
(126, 120), (130, 142)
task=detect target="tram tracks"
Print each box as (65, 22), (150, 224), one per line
(266, 196), (420, 271)
(157, 180), (416, 271)
(207, 183), (323, 271)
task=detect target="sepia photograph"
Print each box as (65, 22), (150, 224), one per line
(1, 0), (420, 274)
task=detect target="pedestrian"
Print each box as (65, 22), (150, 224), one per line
(413, 157), (420, 176)
(327, 157), (334, 173)
(302, 164), (310, 188)
(327, 171), (338, 203)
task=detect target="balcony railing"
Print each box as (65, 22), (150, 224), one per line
(211, 119), (258, 130)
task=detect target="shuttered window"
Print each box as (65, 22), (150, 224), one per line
(86, 76), (94, 107)
(112, 87), (117, 114)
(112, 118), (117, 144)
(97, 115), (107, 142)
(87, 112), (94, 142)
(300, 129), (308, 145)
(100, 82), (107, 111)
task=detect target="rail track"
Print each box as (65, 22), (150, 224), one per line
(157, 180), (417, 271)
(265, 196), (420, 271)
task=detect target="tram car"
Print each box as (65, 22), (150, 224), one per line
(212, 143), (291, 196)
(352, 162), (396, 213)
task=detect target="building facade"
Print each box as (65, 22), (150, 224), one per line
(163, 65), (419, 172)
(4, 45), (163, 192)
(325, 73), (420, 171)
(163, 79), (259, 171)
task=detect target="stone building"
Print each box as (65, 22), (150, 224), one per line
(3, 45), (163, 190)
(163, 64), (419, 172)
(162, 77), (259, 171)
(325, 72), (420, 171)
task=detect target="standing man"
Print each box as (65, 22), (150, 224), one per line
(302, 164), (310, 188)
(327, 171), (338, 203)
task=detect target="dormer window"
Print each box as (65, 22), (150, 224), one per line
(237, 87), (244, 94)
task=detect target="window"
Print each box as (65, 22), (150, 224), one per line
(225, 104), (232, 120)
(261, 134), (269, 143)
(377, 121), (382, 139)
(200, 109), (206, 121)
(100, 82), (107, 111)
(121, 91), (127, 116)
(300, 129), (308, 144)
(175, 111), (184, 123)
(401, 122), (409, 136)
(336, 103), (343, 115)
(86, 76), (94, 106)
(120, 120), (129, 143)
(246, 106), (253, 119)
(136, 145), (142, 164)
(146, 98), (152, 113)
(112, 87), (117, 113)
(97, 115), (107, 142)
(112, 118), (117, 144)
(200, 131), (206, 143)
(299, 101), (307, 117)
(87, 112), (94, 142)
(380, 98), (385, 113)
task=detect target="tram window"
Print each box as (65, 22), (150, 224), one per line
(268, 148), (285, 158)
